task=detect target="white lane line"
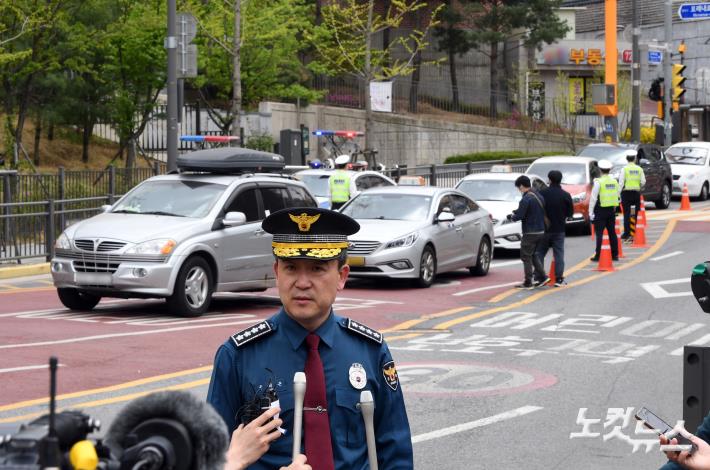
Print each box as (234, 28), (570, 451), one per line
(0, 364), (64, 374)
(453, 281), (519, 297)
(651, 251), (684, 261)
(0, 320), (258, 350)
(411, 406), (543, 444)
(641, 278), (692, 299)
(490, 260), (522, 268)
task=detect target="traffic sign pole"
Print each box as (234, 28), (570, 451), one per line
(664, 0), (673, 146)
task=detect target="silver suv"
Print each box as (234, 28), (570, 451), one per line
(51, 148), (317, 317)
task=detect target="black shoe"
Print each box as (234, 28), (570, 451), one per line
(620, 234), (630, 240)
(514, 282), (534, 290)
(590, 256), (599, 262)
(533, 277), (551, 288)
(554, 277), (566, 287)
(612, 256), (619, 261)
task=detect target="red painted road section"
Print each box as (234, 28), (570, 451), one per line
(0, 267), (520, 405)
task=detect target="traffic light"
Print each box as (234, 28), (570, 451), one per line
(672, 63), (687, 109)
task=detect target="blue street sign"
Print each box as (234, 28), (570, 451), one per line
(648, 50), (662, 65)
(678, 3), (710, 20)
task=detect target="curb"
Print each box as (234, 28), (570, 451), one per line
(0, 263), (51, 280)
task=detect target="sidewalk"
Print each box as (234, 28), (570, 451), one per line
(0, 261), (50, 280)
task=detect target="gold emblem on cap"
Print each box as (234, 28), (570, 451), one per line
(289, 212), (320, 232)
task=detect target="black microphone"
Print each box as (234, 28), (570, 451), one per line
(105, 390), (229, 470)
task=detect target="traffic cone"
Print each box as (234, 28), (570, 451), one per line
(594, 228), (615, 271)
(639, 196), (648, 227)
(680, 183), (692, 210)
(549, 259), (557, 285)
(615, 217), (624, 258)
(632, 209), (648, 248)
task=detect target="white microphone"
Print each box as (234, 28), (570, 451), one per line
(292, 372), (307, 461)
(359, 390), (378, 470)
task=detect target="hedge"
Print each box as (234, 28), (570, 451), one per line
(444, 150), (567, 164)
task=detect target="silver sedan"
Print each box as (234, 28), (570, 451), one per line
(340, 186), (494, 287)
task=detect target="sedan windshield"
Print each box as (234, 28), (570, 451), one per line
(295, 174), (331, 197)
(456, 179), (520, 202)
(666, 147), (708, 165)
(527, 162), (588, 185)
(112, 180), (226, 218)
(341, 194), (432, 221)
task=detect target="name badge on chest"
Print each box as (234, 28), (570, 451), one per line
(349, 362), (367, 390)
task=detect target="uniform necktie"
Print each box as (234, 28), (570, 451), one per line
(303, 333), (335, 470)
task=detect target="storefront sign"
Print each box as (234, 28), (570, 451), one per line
(537, 41), (632, 66)
(527, 82), (545, 121)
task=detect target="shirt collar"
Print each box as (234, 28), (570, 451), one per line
(276, 309), (337, 351)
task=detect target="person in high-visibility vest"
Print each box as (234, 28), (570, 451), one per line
(588, 159), (620, 262)
(618, 150), (646, 240)
(329, 155), (352, 210)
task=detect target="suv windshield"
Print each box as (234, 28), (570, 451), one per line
(666, 147), (708, 165)
(578, 146), (631, 165)
(457, 179), (520, 201)
(341, 193), (432, 221)
(112, 180), (226, 218)
(296, 174), (331, 197)
(527, 162), (588, 185)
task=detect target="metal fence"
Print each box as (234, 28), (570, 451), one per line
(0, 158), (536, 264)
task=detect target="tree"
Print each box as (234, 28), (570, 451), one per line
(460, 0), (569, 120)
(307, 0), (441, 163)
(551, 70), (583, 154)
(433, 0), (469, 111)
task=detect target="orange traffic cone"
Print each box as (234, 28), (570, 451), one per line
(632, 209), (648, 248)
(680, 183), (692, 210)
(615, 217), (624, 258)
(639, 196), (648, 227)
(594, 229), (615, 271)
(549, 259), (557, 285)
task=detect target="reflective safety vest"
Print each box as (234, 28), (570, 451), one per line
(623, 163), (643, 191)
(329, 170), (351, 203)
(598, 175), (620, 207)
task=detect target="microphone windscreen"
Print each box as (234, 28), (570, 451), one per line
(105, 390), (228, 470)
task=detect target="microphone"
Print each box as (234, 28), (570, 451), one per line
(292, 372), (306, 461)
(105, 390), (229, 470)
(359, 390), (377, 470)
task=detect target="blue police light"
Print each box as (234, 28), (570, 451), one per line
(309, 160), (324, 169)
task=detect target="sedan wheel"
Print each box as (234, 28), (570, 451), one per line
(469, 237), (491, 276)
(414, 246), (436, 288)
(167, 256), (213, 317)
(655, 182), (671, 209)
(700, 183), (709, 201)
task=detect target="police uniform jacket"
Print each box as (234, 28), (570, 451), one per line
(207, 308), (414, 469)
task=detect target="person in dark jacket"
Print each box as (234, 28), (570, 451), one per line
(536, 170), (573, 286)
(658, 415), (710, 470)
(507, 175), (549, 290)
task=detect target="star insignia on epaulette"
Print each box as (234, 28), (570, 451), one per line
(231, 321), (273, 347)
(345, 318), (382, 344)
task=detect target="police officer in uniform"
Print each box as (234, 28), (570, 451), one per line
(618, 150), (646, 240)
(207, 207), (413, 470)
(589, 159), (620, 261)
(329, 155), (352, 210)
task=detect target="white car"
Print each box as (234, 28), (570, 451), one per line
(455, 172), (547, 250)
(293, 169), (397, 208)
(665, 142), (710, 200)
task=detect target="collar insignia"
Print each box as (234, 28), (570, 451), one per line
(344, 318), (382, 344)
(289, 213), (321, 232)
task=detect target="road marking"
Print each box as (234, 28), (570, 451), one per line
(490, 260), (521, 268)
(410, 406), (543, 444)
(0, 320), (258, 350)
(453, 281), (519, 297)
(641, 278), (692, 299)
(0, 364), (64, 374)
(651, 251), (684, 261)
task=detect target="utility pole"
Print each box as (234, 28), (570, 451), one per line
(663, 0), (673, 146)
(166, 0), (178, 171)
(631, 0), (641, 142)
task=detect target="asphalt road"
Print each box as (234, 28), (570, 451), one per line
(1, 199), (709, 469)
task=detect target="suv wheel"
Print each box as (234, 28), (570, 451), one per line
(700, 183), (709, 201)
(655, 182), (671, 209)
(167, 256), (213, 317)
(469, 237), (491, 276)
(57, 288), (101, 311)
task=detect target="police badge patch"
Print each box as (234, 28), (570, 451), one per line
(382, 361), (399, 391)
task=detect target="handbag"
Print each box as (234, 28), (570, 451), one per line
(530, 192), (550, 230)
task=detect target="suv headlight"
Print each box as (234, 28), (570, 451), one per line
(55, 232), (71, 250)
(125, 239), (177, 255)
(384, 232), (419, 249)
(572, 192), (586, 203)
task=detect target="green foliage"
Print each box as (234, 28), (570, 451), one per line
(444, 151), (564, 164)
(245, 133), (274, 152)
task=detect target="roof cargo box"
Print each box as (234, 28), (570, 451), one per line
(177, 147), (285, 173)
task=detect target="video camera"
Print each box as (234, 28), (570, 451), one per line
(0, 357), (228, 470)
(692, 262), (710, 313)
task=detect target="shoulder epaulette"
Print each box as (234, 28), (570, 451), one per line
(231, 321), (273, 348)
(343, 318), (383, 344)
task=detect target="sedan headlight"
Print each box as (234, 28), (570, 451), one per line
(572, 192), (587, 203)
(125, 239), (177, 256)
(384, 232), (419, 249)
(55, 232), (71, 250)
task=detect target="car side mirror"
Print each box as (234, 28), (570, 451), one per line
(101, 204), (112, 213)
(437, 211), (455, 223)
(223, 211), (247, 227)
(639, 158), (650, 165)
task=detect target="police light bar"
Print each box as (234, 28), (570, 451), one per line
(180, 135), (240, 142)
(312, 130), (364, 138)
